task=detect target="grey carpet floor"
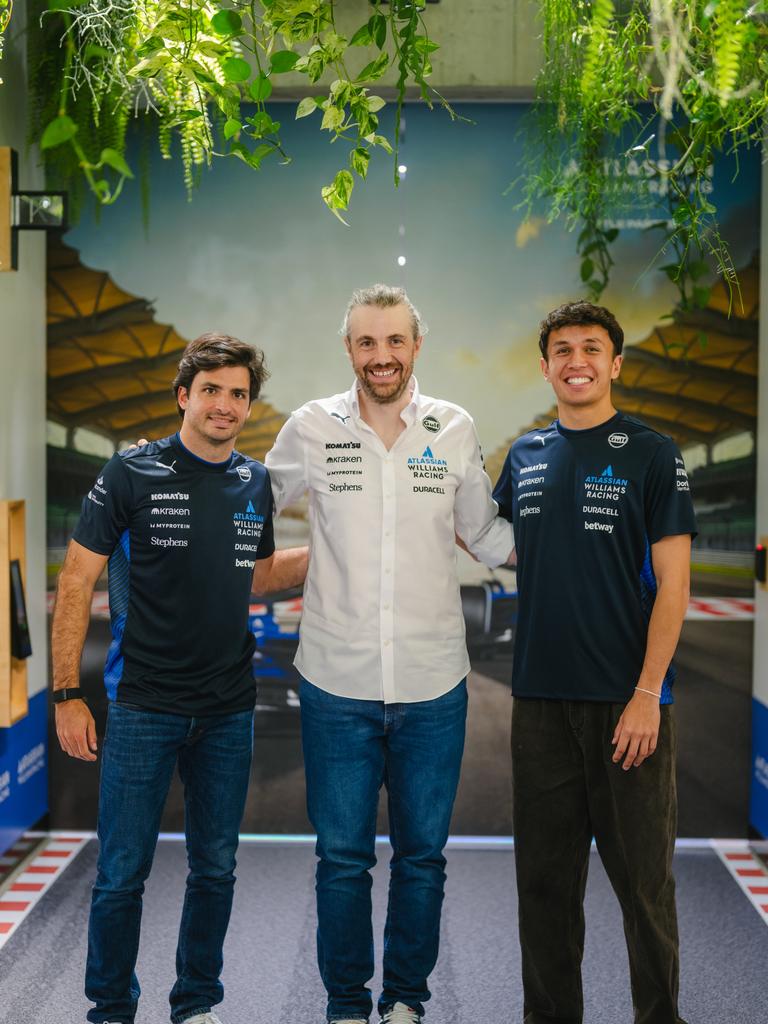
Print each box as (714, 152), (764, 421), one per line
(0, 842), (766, 1023)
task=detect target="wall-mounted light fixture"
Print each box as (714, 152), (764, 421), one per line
(1, 148), (68, 272)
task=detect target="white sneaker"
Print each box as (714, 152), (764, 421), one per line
(381, 1004), (422, 1024)
(330, 1018), (368, 1024)
(181, 1013), (224, 1024)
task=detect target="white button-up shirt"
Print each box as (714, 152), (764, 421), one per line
(265, 379), (513, 703)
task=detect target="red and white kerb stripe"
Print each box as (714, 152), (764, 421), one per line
(711, 839), (768, 926)
(0, 832), (93, 950)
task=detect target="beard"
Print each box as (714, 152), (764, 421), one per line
(356, 359), (414, 405)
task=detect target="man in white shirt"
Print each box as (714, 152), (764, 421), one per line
(266, 284), (513, 1024)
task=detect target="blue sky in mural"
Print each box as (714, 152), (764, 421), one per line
(68, 104), (760, 457)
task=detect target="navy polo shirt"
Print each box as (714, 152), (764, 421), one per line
(493, 413), (697, 704)
(73, 433), (275, 716)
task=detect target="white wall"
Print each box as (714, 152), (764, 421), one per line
(0, 0), (48, 698)
(271, 0), (541, 96)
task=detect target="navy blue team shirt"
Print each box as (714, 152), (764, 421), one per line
(493, 412), (697, 705)
(73, 433), (275, 716)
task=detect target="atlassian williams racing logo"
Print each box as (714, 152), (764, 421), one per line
(608, 432), (628, 448)
(583, 465), (628, 501)
(407, 446), (447, 480)
(233, 500), (264, 538)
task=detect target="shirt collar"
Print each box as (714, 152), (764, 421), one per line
(345, 376), (421, 424)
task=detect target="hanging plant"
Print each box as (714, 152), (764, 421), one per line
(24, 0), (446, 220)
(520, 0), (768, 310)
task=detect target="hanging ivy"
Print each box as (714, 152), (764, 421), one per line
(521, 0), (768, 310)
(22, 0), (446, 220)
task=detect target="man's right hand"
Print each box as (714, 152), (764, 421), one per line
(55, 700), (98, 762)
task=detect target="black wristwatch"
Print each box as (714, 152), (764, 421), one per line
(52, 688), (86, 704)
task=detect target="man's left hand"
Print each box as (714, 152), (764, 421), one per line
(611, 691), (660, 770)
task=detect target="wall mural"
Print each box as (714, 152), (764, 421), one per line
(45, 103), (759, 836)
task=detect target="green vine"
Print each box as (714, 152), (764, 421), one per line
(521, 0), (768, 310)
(0, 0), (11, 75)
(24, 0), (446, 220)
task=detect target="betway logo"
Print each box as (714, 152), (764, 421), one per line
(585, 521), (614, 534)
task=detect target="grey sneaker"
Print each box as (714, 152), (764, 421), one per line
(381, 1004), (422, 1024)
(181, 1014), (224, 1024)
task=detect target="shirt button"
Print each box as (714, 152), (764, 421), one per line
(383, 603), (390, 610)
(385, 567), (391, 574)
(384, 639), (391, 646)
(384, 531), (391, 538)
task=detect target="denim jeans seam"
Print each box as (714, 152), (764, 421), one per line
(173, 1005), (210, 1023)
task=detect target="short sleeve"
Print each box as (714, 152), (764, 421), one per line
(265, 414), (309, 514)
(255, 473), (276, 561)
(72, 453), (133, 555)
(492, 448), (516, 523)
(644, 440), (697, 544)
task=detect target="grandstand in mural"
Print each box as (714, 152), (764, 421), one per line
(46, 234), (292, 575)
(484, 258), (758, 554)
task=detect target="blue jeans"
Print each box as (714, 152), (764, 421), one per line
(85, 702), (254, 1024)
(300, 678), (468, 1022)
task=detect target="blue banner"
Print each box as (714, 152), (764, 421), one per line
(750, 697), (768, 839)
(0, 691), (48, 855)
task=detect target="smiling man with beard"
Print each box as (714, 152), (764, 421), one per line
(266, 284), (514, 1024)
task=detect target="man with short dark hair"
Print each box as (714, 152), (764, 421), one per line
(266, 285), (514, 1024)
(52, 333), (307, 1024)
(493, 301), (695, 1024)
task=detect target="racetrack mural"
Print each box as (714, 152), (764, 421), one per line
(46, 104), (759, 836)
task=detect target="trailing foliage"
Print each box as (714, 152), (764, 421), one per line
(24, 0), (446, 220)
(522, 0), (768, 309)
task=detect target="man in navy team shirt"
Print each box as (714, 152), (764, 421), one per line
(493, 302), (696, 1024)
(51, 333), (307, 1024)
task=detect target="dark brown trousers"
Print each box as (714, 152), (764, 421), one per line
(512, 699), (688, 1024)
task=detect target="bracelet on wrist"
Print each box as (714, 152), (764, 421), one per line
(634, 686), (660, 700)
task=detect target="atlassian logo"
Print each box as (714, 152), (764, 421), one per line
(408, 446), (447, 467)
(584, 465), (629, 487)
(233, 500), (264, 523)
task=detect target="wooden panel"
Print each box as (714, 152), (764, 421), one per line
(0, 147), (16, 273)
(0, 501), (29, 726)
